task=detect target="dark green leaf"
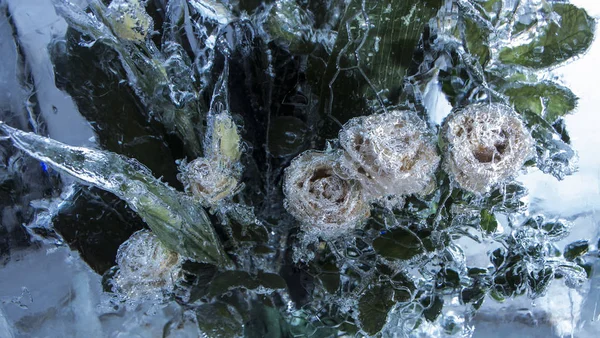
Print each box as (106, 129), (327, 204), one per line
(579, 262), (593, 279)
(195, 301), (244, 337)
(479, 209), (498, 234)
(208, 271), (260, 296)
(421, 295), (444, 322)
(519, 109), (577, 180)
(257, 271), (288, 289)
(373, 227), (424, 260)
(437, 268), (461, 290)
(317, 259), (341, 294)
(486, 183), (528, 213)
(468, 267), (489, 277)
(391, 272), (416, 302)
(463, 15), (490, 66)
(552, 118), (571, 144)
(358, 284), (395, 335)
(311, 0), (443, 138)
(208, 271), (286, 297)
(491, 248), (505, 268)
(564, 240), (589, 261)
(246, 304), (292, 338)
(499, 3), (595, 68)
(527, 266), (554, 297)
(542, 220), (571, 240)
(504, 81), (578, 123)
(461, 287), (486, 307)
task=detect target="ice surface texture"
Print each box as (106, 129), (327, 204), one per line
(1, 0), (599, 337)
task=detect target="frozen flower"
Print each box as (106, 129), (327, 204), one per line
(113, 230), (182, 301)
(338, 110), (440, 199)
(441, 103), (535, 193)
(107, 0), (153, 42)
(178, 157), (239, 206)
(283, 150), (370, 238)
(178, 111), (242, 206)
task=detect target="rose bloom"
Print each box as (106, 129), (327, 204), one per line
(113, 230), (181, 301)
(283, 150), (370, 238)
(441, 103), (535, 193)
(338, 110), (440, 199)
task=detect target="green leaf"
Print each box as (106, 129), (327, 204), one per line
(195, 301), (245, 337)
(463, 14), (490, 66)
(504, 81), (578, 123)
(437, 268), (461, 290)
(498, 3), (595, 69)
(392, 272), (416, 302)
(208, 271), (286, 297)
(54, 0), (205, 157)
(564, 240), (589, 261)
(420, 295), (444, 322)
(542, 220), (571, 240)
(490, 248), (505, 268)
(461, 287), (486, 309)
(527, 266), (554, 298)
(358, 283), (395, 335)
(311, 0), (443, 138)
(479, 209), (498, 234)
(245, 304), (292, 338)
(373, 227), (424, 260)
(519, 109), (577, 180)
(485, 183), (528, 213)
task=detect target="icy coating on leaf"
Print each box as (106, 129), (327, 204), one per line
(107, 0), (153, 42)
(339, 110), (440, 199)
(283, 150), (370, 238)
(113, 230), (182, 301)
(0, 123), (231, 266)
(442, 103), (535, 193)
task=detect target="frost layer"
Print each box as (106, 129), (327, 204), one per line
(283, 150), (369, 238)
(339, 110), (440, 198)
(442, 103), (535, 193)
(113, 230), (181, 301)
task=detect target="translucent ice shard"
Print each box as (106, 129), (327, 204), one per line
(0, 122), (231, 267)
